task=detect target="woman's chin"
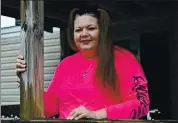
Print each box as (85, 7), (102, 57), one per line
(79, 45), (93, 50)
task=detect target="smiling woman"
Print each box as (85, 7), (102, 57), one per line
(16, 6), (150, 120)
(74, 14), (99, 55)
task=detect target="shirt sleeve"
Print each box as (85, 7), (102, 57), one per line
(105, 51), (150, 120)
(44, 64), (61, 117)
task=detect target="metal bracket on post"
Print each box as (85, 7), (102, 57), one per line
(147, 109), (161, 120)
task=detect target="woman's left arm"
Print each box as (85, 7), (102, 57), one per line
(105, 76), (149, 120)
(99, 53), (150, 120)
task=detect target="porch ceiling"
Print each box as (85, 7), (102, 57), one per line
(2, 0), (178, 35)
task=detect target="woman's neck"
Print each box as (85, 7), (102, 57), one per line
(80, 49), (97, 59)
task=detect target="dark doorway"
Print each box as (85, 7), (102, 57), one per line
(140, 32), (171, 119)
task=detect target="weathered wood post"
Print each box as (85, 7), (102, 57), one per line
(20, 0), (44, 120)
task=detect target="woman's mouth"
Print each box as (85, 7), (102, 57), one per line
(81, 40), (91, 44)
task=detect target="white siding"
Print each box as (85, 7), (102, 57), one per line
(1, 26), (61, 105)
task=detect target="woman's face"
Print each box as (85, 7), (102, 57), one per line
(73, 14), (99, 52)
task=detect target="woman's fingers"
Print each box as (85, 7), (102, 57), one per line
(74, 113), (86, 120)
(69, 111), (81, 120)
(16, 55), (26, 70)
(67, 108), (78, 120)
(16, 62), (26, 69)
(16, 55), (26, 79)
(16, 55), (26, 68)
(17, 55), (24, 60)
(16, 68), (26, 73)
(68, 109), (76, 118)
(16, 58), (26, 65)
(16, 58), (26, 73)
(67, 106), (94, 120)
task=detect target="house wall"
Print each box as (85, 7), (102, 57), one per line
(1, 26), (61, 106)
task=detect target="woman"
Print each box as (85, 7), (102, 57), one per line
(16, 7), (150, 120)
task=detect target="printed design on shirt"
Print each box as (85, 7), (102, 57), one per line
(130, 76), (149, 119)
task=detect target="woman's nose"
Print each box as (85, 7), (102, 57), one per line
(81, 29), (89, 37)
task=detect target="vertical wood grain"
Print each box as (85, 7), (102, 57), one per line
(19, 0), (44, 120)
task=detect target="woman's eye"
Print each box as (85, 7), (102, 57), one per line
(75, 29), (81, 32)
(88, 27), (95, 30)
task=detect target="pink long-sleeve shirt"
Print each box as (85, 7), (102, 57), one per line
(44, 46), (150, 120)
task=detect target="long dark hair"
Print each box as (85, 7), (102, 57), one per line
(67, 6), (119, 95)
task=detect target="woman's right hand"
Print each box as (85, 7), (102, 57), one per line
(16, 55), (26, 78)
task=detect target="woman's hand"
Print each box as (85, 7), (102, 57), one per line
(67, 106), (107, 120)
(16, 55), (26, 78)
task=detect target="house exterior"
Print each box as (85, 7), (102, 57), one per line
(1, 26), (61, 106)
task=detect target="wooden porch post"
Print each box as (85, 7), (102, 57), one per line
(20, 0), (44, 120)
